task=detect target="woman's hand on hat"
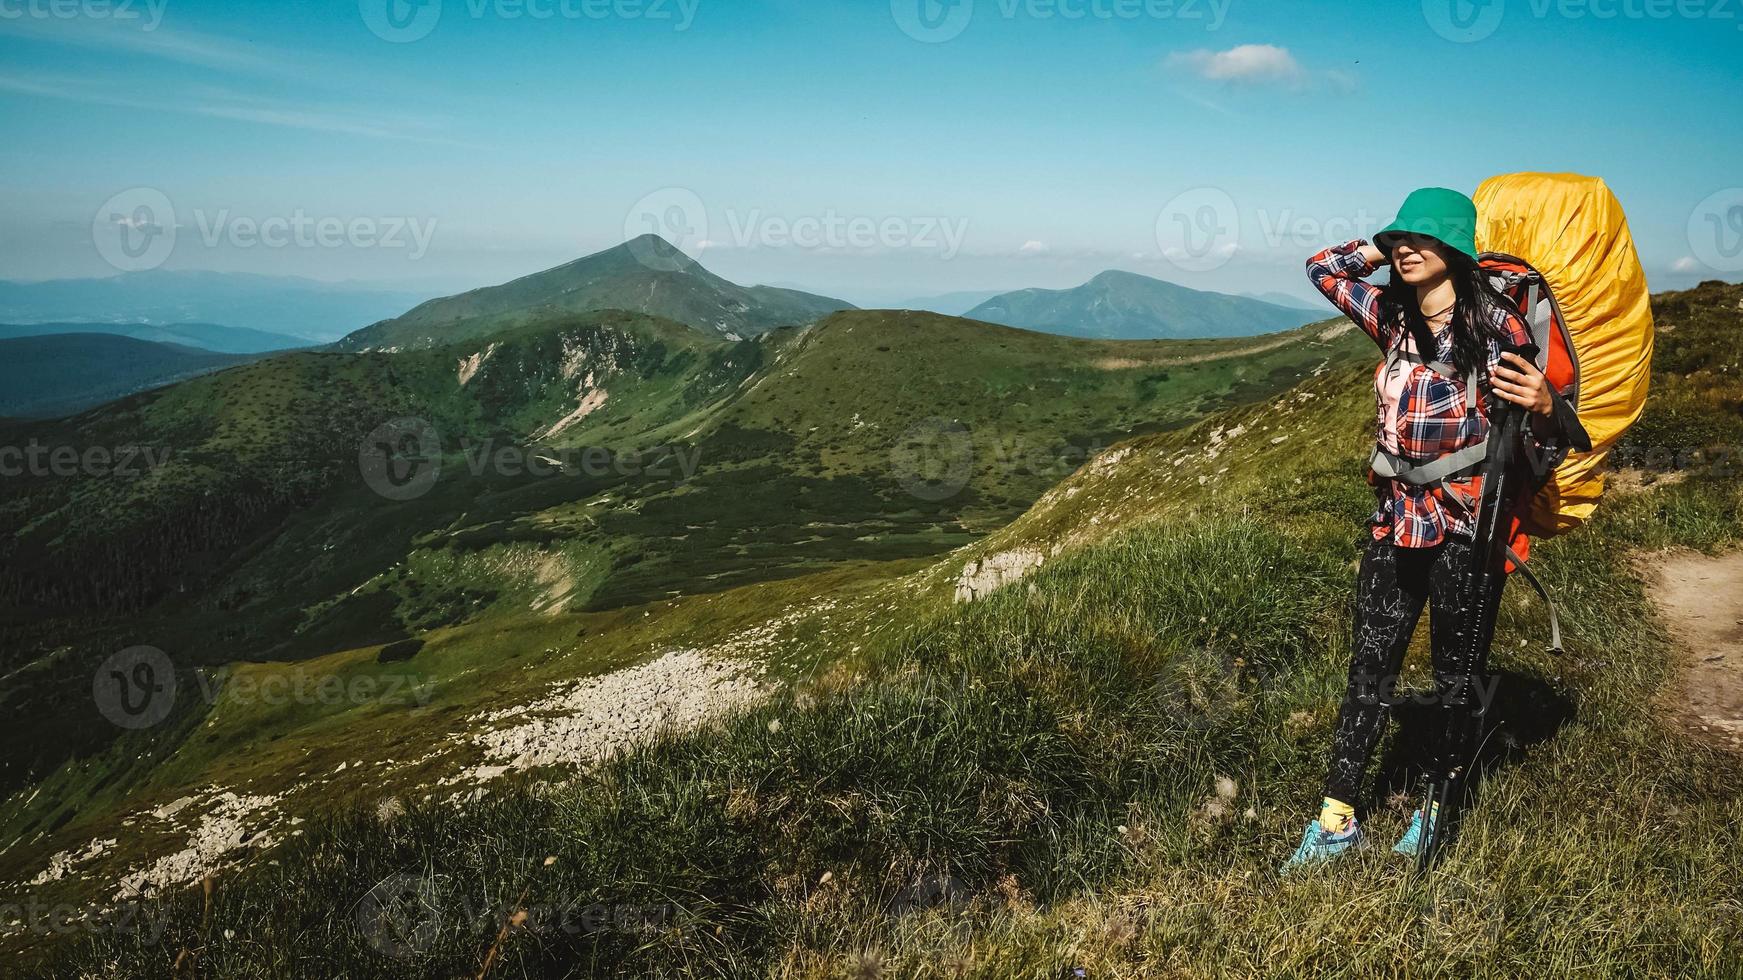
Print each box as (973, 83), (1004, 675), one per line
(1358, 243), (1387, 268)
(1492, 352), (1555, 416)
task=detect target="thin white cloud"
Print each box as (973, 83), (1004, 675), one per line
(1672, 256), (1701, 273)
(1018, 240), (1049, 255)
(0, 18), (287, 77)
(1168, 44), (1304, 85)
(0, 73), (462, 145)
(1165, 44), (1357, 94)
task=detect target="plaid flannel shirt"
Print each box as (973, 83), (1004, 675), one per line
(1307, 239), (1545, 549)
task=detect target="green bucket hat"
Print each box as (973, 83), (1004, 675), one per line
(1373, 186), (1479, 262)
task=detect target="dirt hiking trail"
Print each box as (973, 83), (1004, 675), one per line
(1648, 549), (1743, 751)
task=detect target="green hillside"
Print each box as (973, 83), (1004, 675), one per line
(0, 334), (261, 418)
(0, 308), (1362, 955)
(967, 269), (1322, 339)
(25, 280), (1742, 978)
(334, 235), (855, 351)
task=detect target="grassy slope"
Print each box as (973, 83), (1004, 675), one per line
(41, 282), (1743, 977)
(0, 309), (1360, 941)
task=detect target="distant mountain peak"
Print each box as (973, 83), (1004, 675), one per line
(965, 270), (1320, 341)
(334, 236), (852, 351)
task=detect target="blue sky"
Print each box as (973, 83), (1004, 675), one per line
(1, 0), (1739, 304)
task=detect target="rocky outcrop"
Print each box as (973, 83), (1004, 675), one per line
(954, 548), (1046, 603)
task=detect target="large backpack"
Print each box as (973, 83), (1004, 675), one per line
(1469, 173), (1655, 649)
(1474, 172), (1656, 544)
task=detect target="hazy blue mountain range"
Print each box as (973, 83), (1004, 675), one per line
(0, 271), (438, 343)
(965, 270), (1321, 339)
(888, 289), (1010, 316)
(0, 333), (259, 418)
(0, 320), (308, 354)
(334, 235), (855, 351)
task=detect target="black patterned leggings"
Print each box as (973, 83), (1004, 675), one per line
(1322, 531), (1504, 806)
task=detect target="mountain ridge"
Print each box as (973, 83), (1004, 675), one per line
(965, 268), (1320, 339)
(334, 235), (855, 351)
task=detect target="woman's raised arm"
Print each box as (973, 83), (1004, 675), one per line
(1307, 239), (1393, 348)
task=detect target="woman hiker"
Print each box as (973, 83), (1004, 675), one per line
(1283, 187), (1565, 870)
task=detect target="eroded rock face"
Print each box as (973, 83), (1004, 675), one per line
(954, 549), (1045, 603)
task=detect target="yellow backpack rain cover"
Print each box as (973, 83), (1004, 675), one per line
(1475, 172), (1655, 537)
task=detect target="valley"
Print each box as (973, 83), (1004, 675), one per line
(0, 241), (1373, 969)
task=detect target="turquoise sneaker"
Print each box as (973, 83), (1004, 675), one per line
(1392, 804), (1440, 857)
(1280, 817), (1364, 874)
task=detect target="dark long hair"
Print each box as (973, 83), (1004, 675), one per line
(1378, 246), (1513, 378)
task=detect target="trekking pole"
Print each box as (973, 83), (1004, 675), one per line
(1414, 346), (1536, 874)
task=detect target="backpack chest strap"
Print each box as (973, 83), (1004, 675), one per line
(1371, 440), (1489, 486)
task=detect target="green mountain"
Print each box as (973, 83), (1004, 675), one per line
(0, 334), (260, 418)
(0, 320), (309, 354)
(333, 235), (855, 351)
(965, 269), (1321, 339)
